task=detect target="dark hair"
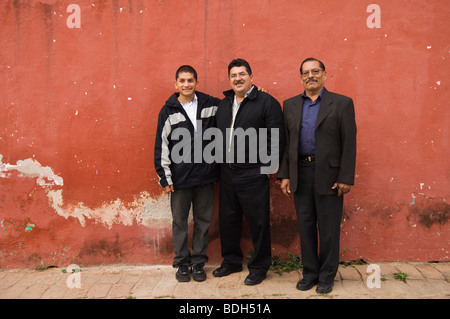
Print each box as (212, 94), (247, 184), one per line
(176, 65), (197, 81)
(300, 57), (326, 74)
(228, 58), (252, 76)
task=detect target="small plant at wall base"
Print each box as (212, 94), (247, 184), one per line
(394, 272), (408, 283)
(270, 249), (302, 275)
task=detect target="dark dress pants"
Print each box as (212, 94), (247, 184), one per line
(218, 165), (271, 275)
(293, 160), (343, 284)
(170, 183), (214, 267)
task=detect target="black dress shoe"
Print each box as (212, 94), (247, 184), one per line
(212, 264), (243, 277)
(176, 264), (191, 282)
(296, 279), (318, 291)
(244, 273), (266, 285)
(316, 281), (334, 294)
(192, 264), (206, 282)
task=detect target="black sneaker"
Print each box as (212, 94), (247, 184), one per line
(175, 264), (190, 282)
(192, 264), (207, 282)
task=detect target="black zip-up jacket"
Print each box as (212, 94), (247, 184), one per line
(154, 91), (221, 189)
(216, 86), (285, 171)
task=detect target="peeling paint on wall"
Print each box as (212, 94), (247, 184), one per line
(0, 154), (63, 187)
(1, 154), (172, 229)
(47, 189), (172, 228)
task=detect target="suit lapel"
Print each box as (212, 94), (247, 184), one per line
(291, 94), (303, 132)
(315, 88), (333, 129)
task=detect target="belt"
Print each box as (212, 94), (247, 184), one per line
(300, 155), (315, 162)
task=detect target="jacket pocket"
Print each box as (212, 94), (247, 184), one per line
(329, 159), (340, 168)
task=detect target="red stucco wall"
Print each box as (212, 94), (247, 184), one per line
(0, 0), (448, 269)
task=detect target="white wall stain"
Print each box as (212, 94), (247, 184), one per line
(47, 189), (172, 228)
(1, 154), (172, 229)
(0, 154), (63, 186)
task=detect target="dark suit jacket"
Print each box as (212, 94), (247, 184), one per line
(277, 88), (357, 195)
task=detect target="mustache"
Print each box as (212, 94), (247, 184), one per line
(233, 80), (245, 85)
(306, 78), (318, 83)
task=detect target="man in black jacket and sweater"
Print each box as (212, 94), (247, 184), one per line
(154, 65), (220, 282)
(213, 59), (285, 285)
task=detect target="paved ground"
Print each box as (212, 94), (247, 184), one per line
(0, 262), (448, 299)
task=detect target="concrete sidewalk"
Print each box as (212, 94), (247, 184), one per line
(0, 262), (449, 299)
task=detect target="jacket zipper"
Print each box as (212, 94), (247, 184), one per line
(227, 95), (247, 167)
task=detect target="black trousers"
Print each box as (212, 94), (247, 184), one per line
(293, 160), (343, 284)
(170, 183), (214, 267)
(218, 165), (271, 275)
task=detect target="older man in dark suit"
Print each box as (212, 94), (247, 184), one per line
(278, 57), (357, 294)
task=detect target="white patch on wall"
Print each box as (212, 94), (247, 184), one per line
(0, 154), (63, 186)
(1, 154), (172, 229)
(47, 190), (172, 228)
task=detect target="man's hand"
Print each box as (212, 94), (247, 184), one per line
(332, 183), (352, 196)
(164, 185), (174, 194)
(280, 179), (291, 197)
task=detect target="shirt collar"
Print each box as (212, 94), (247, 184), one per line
(301, 87), (325, 100)
(233, 85), (255, 106)
(245, 85), (255, 98)
(180, 93), (198, 106)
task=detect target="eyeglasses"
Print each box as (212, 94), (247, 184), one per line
(301, 68), (323, 78)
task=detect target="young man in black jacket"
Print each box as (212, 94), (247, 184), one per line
(154, 65), (220, 282)
(213, 59), (285, 285)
